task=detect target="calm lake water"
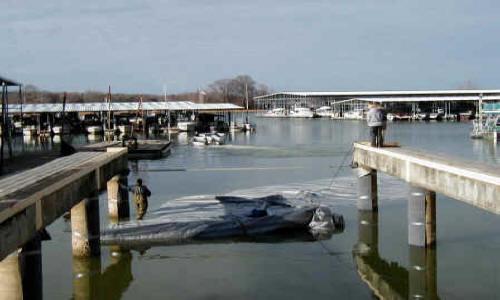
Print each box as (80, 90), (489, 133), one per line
(15, 117), (500, 299)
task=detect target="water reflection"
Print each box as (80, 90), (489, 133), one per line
(353, 211), (438, 299)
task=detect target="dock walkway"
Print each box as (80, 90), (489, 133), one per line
(0, 148), (127, 260)
(352, 142), (500, 248)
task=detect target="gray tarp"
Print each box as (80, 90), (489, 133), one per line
(102, 194), (344, 246)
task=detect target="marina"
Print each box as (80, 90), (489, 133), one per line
(0, 116), (497, 298)
(3, 1), (500, 297)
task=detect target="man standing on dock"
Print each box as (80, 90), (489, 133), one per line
(129, 178), (151, 220)
(366, 103), (384, 147)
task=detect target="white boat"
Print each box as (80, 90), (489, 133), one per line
(191, 132), (225, 146)
(315, 106), (333, 117)
(416, 113), (429, 120)
(14, 121), (23, 134)
(52, 126), (70, 135)
(86, 126), (103, 135)
(177, 121), (196, 132)
(289, 107), (314, 118)
(262, 108), (285, 118)
(23, 126), (37, 136)
(118, 125), (132, 136)
(429, 113), (443, 121)
(344, 109), (364, 120)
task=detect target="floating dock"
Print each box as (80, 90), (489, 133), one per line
(78, 140), (172, 159)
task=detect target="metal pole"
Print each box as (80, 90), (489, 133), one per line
(1, 82), (5, 171)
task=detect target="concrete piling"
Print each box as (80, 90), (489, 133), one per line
(71, 195), (101, 257)
(409, 186), (436, 247)
(107, 175), (130, 221)
(0, 252), (22, 300)
(356, 167), (378, 211)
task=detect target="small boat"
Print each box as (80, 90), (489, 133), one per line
(191, 132), (225, 146)
(315, 106), (334, 118)
(52, 125), (70, 135)
(23, 126), (37, 136)
(177, 121), (196, 132)
(344, 109), (364, 120)
(395, 114), (412, 121)
(261, 108), (285, 118)
(429, 113), (443, 121)
(86, 126), (103, 135)
(416, 113), (429, 120)
(289, 107), (314, 118)
(118, 125), (132, 136)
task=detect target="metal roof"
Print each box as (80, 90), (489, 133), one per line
(2, 101), (243, 113)
(0, 76), (21, 87)
(328, 95), (500, 103)
(254, 90), (500, 100)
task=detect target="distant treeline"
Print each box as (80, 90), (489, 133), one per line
(5, 74), (269, 109)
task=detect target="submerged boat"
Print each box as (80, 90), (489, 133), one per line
(101, 194), (344, 246)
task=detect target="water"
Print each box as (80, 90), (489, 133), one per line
(15, 117), (500, 299)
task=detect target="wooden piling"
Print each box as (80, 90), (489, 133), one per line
(425, 191), (436, 246)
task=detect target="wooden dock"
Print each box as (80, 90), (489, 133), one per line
(79, 140), (171, 159)
(0, 148), (127, 260)
(352, 142), (500, 247)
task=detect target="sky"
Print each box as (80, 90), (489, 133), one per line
(2, 0), (500, 94)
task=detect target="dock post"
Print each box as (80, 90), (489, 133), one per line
(107, 174), (130, 221)
(71, 195), (101, 257)
(356, 167), (378, 211)
(409, 186), (436, 247)
(0, 251), (23, 300)
(0, 238), (44, 300)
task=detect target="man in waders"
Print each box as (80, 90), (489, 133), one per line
(129, 178), (151, 220)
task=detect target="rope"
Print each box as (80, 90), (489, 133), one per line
(329, 146), (354, 189)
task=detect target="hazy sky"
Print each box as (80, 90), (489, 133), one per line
(2, 0), (499, 94)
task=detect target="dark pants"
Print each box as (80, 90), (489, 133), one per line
(370, 126), (383, 147)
